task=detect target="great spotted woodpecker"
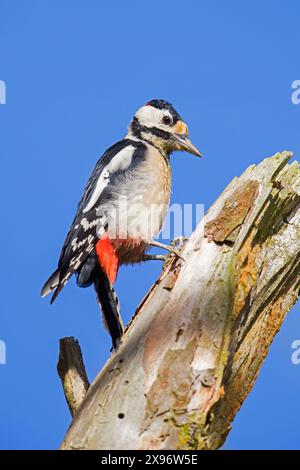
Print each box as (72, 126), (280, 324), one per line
(41, 100), (202, 350)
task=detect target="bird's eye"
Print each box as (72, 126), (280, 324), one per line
(162, 115), (172, 126)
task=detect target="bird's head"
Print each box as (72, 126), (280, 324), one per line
(127, 99), (202, 157)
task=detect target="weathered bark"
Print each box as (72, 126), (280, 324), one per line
(57, 337), (90, 417)
(60, 151), (300, 450)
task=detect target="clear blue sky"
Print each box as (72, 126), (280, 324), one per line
(0, 0), (300, 450)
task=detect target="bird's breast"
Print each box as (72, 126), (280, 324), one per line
(108, 144), (171, 265)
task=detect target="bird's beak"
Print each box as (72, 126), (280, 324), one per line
(173, 121), (203, 157)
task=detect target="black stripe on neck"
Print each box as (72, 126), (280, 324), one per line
(131, 117), (173, 141)
(130, 118), (170, 160)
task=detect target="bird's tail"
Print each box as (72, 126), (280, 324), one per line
(93, 265), (124, 351)
(41, 268), (60, 298)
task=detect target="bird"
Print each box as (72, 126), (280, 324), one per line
(41, 99), (202, 350)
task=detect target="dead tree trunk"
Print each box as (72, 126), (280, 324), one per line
(60, 151), (300, 450)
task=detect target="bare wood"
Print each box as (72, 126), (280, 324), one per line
(60, 151), (300, 449)
(57, 337), (90, 417)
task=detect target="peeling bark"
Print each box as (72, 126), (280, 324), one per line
(60, 151), (300, 450)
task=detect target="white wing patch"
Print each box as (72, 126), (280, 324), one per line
(80, 217), (99, 231)
(83, 145), (136, 213)
(71, 234), (94, 252)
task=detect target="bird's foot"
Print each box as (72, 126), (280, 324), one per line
(171, 236), (189, 250)
(148, 239), (186, 262)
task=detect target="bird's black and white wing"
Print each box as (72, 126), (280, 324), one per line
(41, 138), (147, 302)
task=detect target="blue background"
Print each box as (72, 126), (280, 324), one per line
(0, 0), (299, 450)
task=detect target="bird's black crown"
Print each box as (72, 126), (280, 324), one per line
(146, 99), (182, 123)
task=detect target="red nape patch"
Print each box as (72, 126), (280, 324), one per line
(96, 238), (119, 284)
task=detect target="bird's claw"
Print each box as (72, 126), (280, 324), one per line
(148, 239), (186, 262)
(170, 247), (186, 262)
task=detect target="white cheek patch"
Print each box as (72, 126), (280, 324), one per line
(83, 145), (135, 213)
(135, 106), (163, 127)
(135, 106), (173, 132)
